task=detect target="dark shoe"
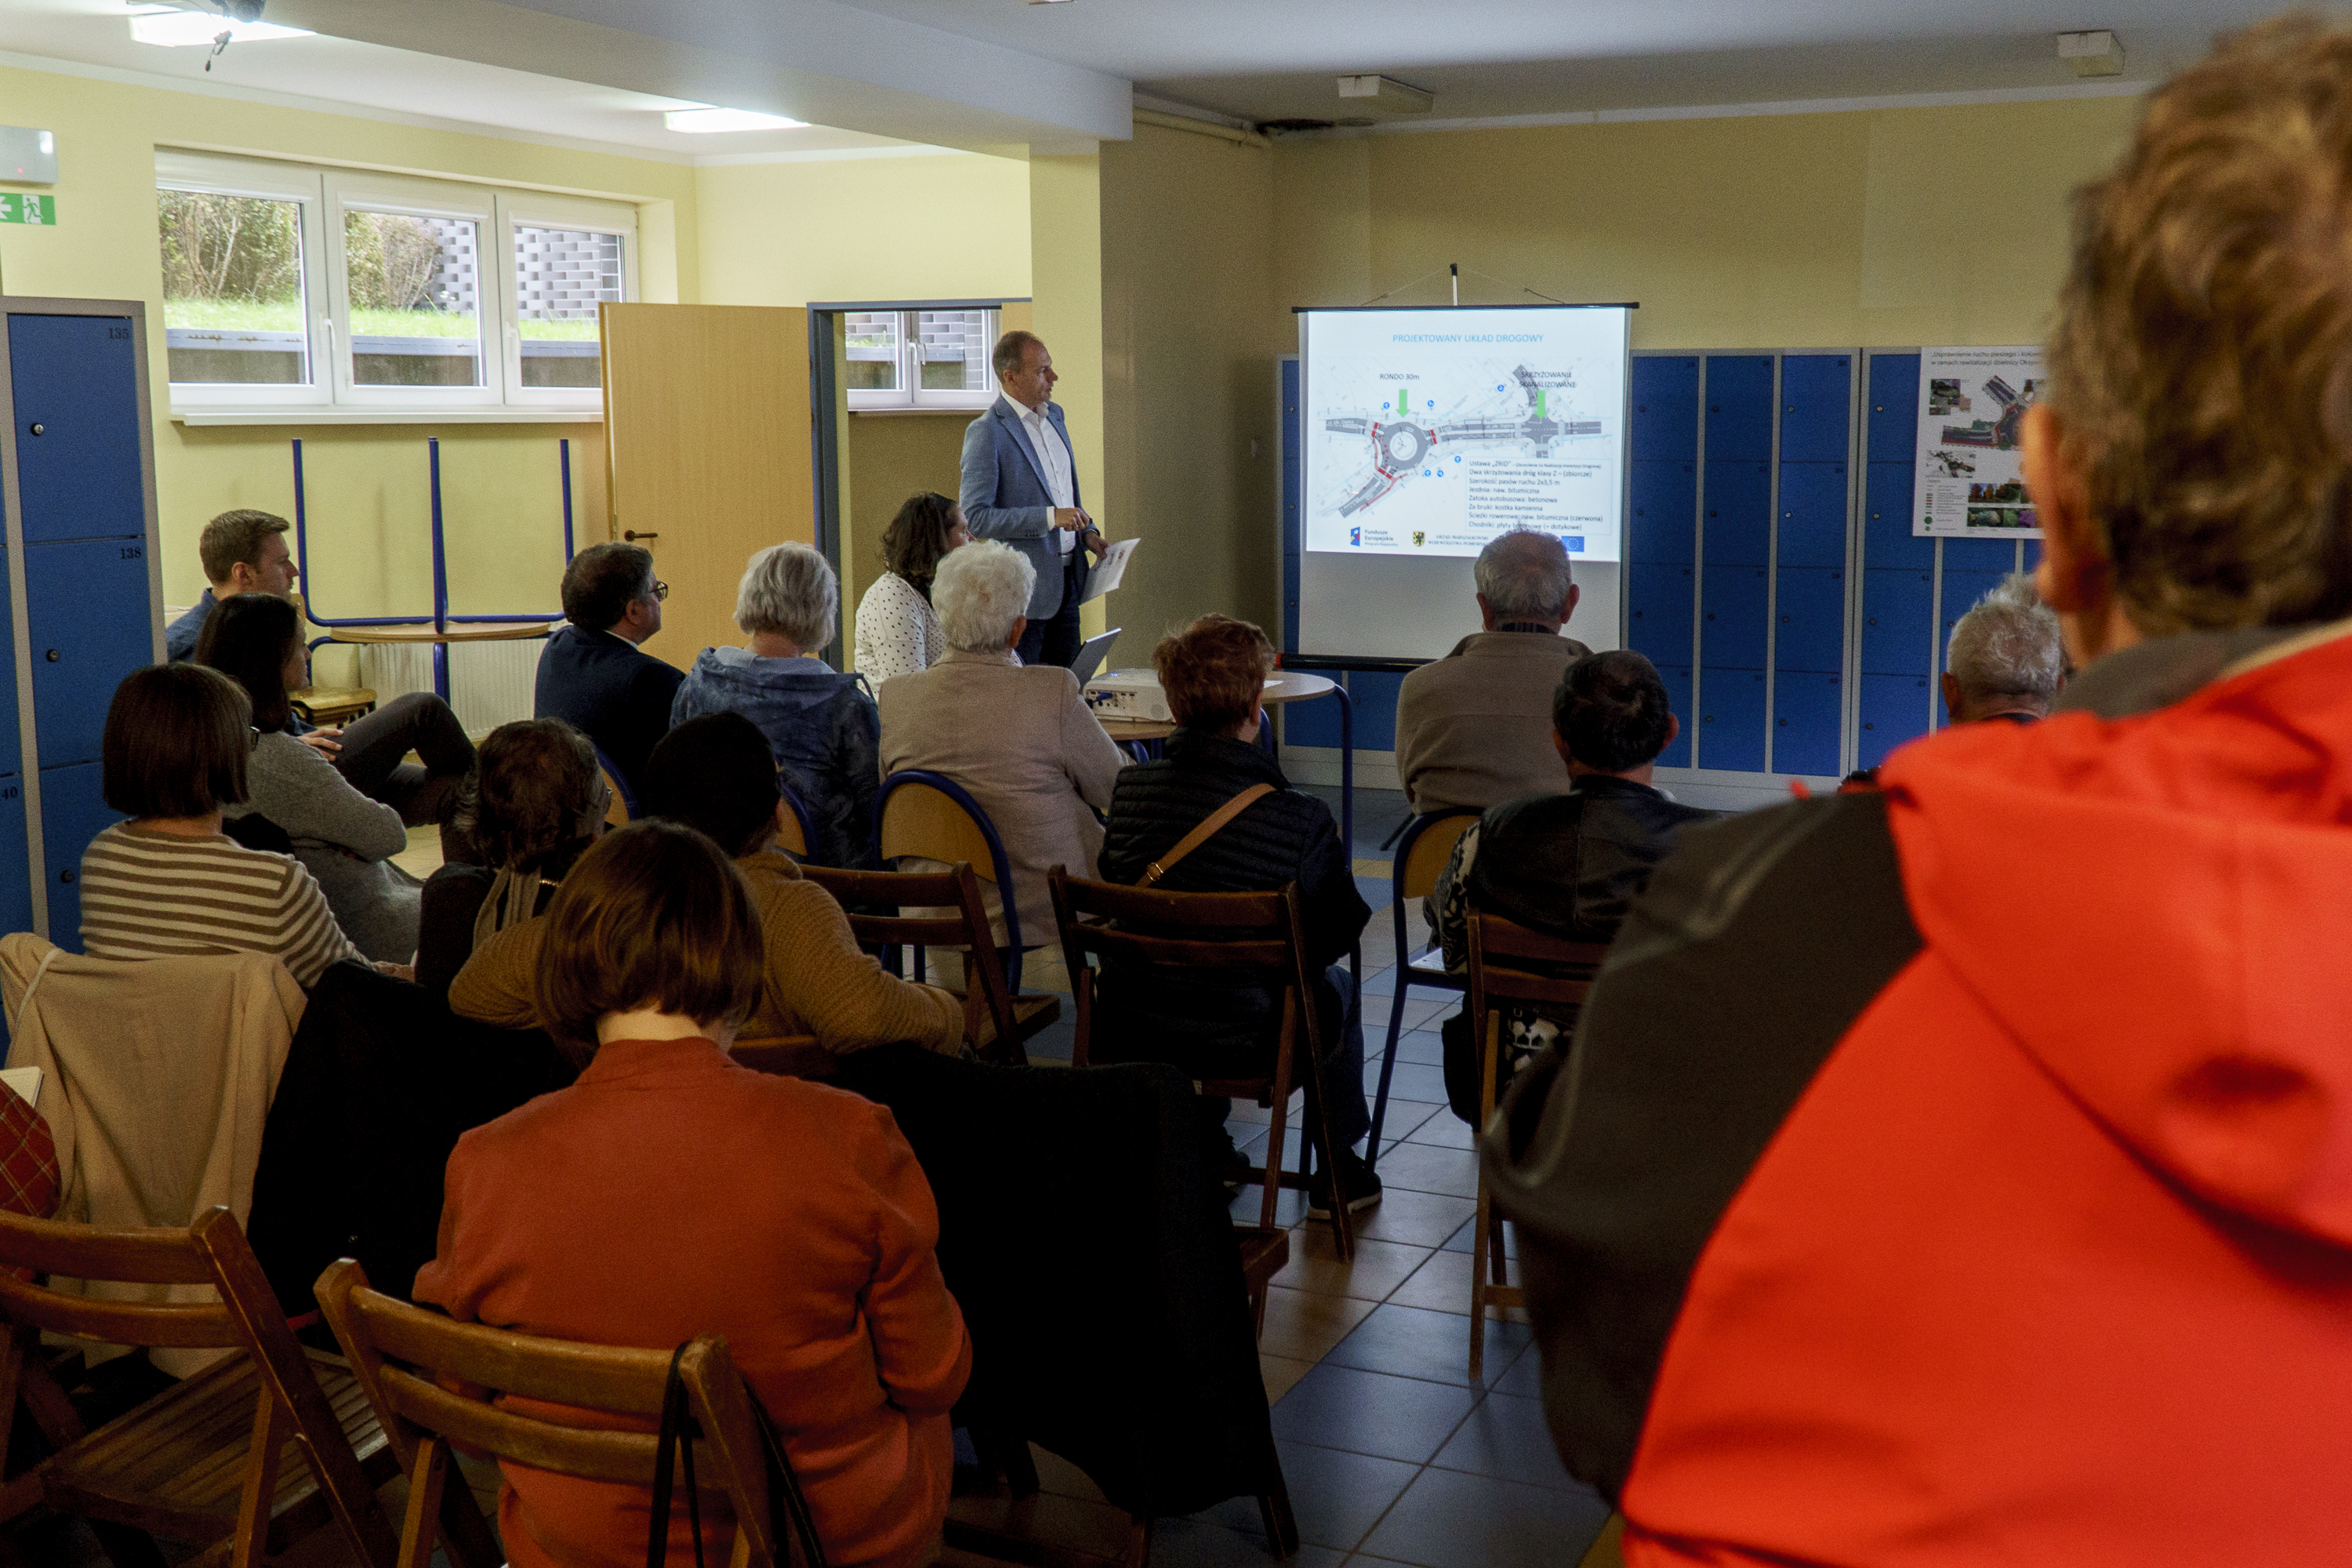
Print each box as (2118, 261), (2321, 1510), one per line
(1307, 1148), (1383, 1218)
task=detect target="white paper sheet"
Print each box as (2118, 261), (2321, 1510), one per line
(1080, 536), (1138, 604)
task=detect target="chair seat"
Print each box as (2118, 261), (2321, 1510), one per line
(45, 1348), (394, 1547)
(1234, 1226), (1289, 1294)
(1400, 949), (1468, 988)
(289, 687), (376, 727)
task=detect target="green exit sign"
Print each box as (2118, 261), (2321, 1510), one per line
(0, 194), (55, 225)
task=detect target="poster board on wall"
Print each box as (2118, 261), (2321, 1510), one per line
(1912, 345), (2045, 539)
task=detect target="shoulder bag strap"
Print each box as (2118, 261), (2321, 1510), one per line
(648, 1344), (706, 1568)
(1138, 783), (1275, 887)
(746, 1388), (830, 1568)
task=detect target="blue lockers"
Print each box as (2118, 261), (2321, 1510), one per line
(1, 300), (162, 946)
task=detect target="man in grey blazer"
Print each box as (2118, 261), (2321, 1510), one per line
(960, 329), (1104, 666)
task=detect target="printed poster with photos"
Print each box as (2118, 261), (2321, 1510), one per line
(1912, 346), (2045, 539)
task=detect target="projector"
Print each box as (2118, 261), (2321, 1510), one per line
(1083, 670), (1172, 723)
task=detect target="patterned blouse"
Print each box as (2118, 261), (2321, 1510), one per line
(854, 572), (946, 691)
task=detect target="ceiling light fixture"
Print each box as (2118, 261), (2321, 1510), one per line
(2057, 30), (2125, 78)
(1338, 74), (1433, 115)
(664, 107), (807, 133)
(129, 8), (310, 45)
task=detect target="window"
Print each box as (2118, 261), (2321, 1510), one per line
(157, 152), (634, 418)
(845, 307), (1000, 410)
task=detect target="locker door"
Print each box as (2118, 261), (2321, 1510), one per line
(1627, 562), (1696, 669)
(1654, 664), (1693, 769)
(0, 550), (20, 779)
(1773, 568), (1845, 673)
(1702, 460), (1771, 565)
(1860, 674), (1933, 770)
(0, 777), (26, 939)
(1866, 353), (1921, 466)
(1630, 358), (1700, 460)
(1778, 354), (1852, 463)
(1704, 357), (1774, 461)
(1628, 460), (1697, 564)
(1773, 671), (1842, 777)
(8, 314), (147, 546)
(1349, 670), (1403, 753)
(1860, 568), (1934, 676)
(1699, 669), (1766, 773)
(1700, 564), (1768, 669)
(26, 539), (156, 768)
(1776, 463), (1849, 568)
(39, 760), (122, 950)
(1863, 462), (1933, 569)
(1943, 537), (2016, 575)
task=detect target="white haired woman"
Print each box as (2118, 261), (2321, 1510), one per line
(877, 539), (1127, 949)
(671, 542), (881, 867)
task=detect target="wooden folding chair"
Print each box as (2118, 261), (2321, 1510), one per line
(773, 781), (816, 862)
(0, 1205), (405, 1568)
(1051, 869), (1352, 1312)
(315, 1259), (808, 1568)
(1465, 913), (1608, 1380)
(876, 771), (1035, 992)
(1367, 809), (1483, 1172)
(800, 862), (1060, 1065)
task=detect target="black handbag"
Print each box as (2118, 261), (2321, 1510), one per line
(648, 1343), (829, 1568)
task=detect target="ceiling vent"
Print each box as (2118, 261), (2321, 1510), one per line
(2058, 31), (2125, 78)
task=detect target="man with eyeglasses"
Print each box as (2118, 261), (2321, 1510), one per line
(533, 541), (684, 800)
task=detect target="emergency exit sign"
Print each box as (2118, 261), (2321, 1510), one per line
(0, 195), (55, 225)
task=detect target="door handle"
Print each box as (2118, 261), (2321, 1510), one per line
(623, 531), (659, 541)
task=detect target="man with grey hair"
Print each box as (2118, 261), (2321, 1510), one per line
(1394, 528), (1594, 812)
(961, 329), (1106, 669)
(1942, 573), (2064, 724)
(670, 542), (881, 867)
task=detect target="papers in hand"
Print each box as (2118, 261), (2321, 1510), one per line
(1080, 537), (1138, 604)
(0, 1067), (41, 1109)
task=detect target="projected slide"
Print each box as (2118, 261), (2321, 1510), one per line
(1301, 306), (1628, 561)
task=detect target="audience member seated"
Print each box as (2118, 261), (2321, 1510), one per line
(671, 543), (879, 868)
(1488, 20), (2352, 1561)
(415, 719), (607, 999)
(1091, 615), (1381, 1215)
(877, 539), (1126, 949)
(79, 664), (372, 988)
(534, 541), (684, 799)
(1425, 649), (1713, 1120)
(452, 713), (964, 1060)
(1394, 528), (1594, 813)
(1942, 572), (2065, 724)
(198, 593), (422, 963)
(170, 507), (474, 826)
(415, 819), (971, 1568)
(855, 491), (968, 689)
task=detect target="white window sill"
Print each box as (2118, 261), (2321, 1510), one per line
(172, 407), (602, 426)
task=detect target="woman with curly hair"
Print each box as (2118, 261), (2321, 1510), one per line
(852, 490), (968, 689)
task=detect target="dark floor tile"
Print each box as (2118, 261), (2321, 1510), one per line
(1370, 1100), (1437, 1147)
(1148, 1513), (1348, 1568)
(1269, 1363), (1479, 1464)
(1359, 1465), (1612, 1568)
(1202, 1440), (1419, 1553)
(1405, 1112), (1474, 1150)
(1380, 1031), (1446, 1068)
(1324, 1301), (1534, 1388)
(1430, 1392), (1579, 1491)
(1361, 966), (1399, 998)
(1229, 1182), (1312, 1229)
(1493, 1337), (1545, 1399)
(1348, 1186), (1475, 1248)
(1370, 1142), (1478, 1200)
(1439, 1215), (1521, 1257)
(1363, 1061), (1448, 1106)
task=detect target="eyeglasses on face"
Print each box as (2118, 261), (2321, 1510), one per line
(650, 580), (670, 603)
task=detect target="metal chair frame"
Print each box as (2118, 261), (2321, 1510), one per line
(1366, 809), (1483, 1171)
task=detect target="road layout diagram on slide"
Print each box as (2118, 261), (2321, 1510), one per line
(1321, 363), (1603, 517)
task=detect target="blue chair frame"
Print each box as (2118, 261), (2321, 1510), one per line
(775, 776), (818, 862)
(1366, 808), (1483, 1171)
(873, 770), (1029, 994)
(592, 744), (640, 822)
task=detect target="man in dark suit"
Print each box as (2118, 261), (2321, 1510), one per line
(532, 542), (682, 800)
(960, 330), (1104, 667)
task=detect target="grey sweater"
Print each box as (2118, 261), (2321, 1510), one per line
(225, 731), (419, 962)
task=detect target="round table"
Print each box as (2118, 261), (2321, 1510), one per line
(1094, 668), (1357, 859)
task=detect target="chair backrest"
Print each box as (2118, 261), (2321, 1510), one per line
(593, 745), (637, 828)
(1465, 912), (1609, 1028)
(876, 771), (1025, 985)
(315, 1259), (792, 1568)
(775, 778), (815, 860)
(1049, 869), (1319, 1074)
(800, 861), (1021, 1061)
(1395, 811), (1482, 903)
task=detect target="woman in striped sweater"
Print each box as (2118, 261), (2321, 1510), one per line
(79, 664), (373, 988)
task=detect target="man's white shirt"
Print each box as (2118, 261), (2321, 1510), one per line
(1000, 390), (1077, 556)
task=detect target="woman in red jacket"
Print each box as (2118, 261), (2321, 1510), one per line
(415, 819), (971, 1568)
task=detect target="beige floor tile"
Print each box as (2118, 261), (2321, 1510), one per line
(1254, 1284), (1376, 1362)
(1387, 1246), (1529, 1319)
(1272, 1231), (1433, 1302)
(390, 822), (445, 880)
(1257, 1352), (1314, 1405)
(1373, 1142), (1480, 1200)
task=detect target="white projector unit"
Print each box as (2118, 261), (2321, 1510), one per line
(1083, 669), (1172, 722)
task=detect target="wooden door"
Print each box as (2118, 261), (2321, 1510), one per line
(600, 303), (813, 670)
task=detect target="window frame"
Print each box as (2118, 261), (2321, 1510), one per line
(844, 306), (1000, 412)
(155, 151), (637, 421)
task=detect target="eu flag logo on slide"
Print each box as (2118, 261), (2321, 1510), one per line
(1348, 527), (1361, 547)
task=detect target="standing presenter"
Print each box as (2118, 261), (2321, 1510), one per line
(961, 330), (1105, 667)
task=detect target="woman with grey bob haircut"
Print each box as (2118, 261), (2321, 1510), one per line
(670, 541), (881, 867)
(877, 539), (1126, 947)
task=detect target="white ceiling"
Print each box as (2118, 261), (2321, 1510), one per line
(0, 0), (2303, 162)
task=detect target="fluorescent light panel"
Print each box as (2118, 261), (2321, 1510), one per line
(129, 10), (313, 45)
(664, 107), (806, 133)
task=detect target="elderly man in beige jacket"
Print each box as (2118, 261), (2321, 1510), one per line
(1394, 528), (1594, 814)
(878, 539), (1127, 951)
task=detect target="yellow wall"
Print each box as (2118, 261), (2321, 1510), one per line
(842, 412), (968, 656)
(0, 60), (693, 648)
(697, 153), (1031, 307)
(1025, 154), (1107, 642)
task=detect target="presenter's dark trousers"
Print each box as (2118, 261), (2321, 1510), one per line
(1015, 554), (1086, 668)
